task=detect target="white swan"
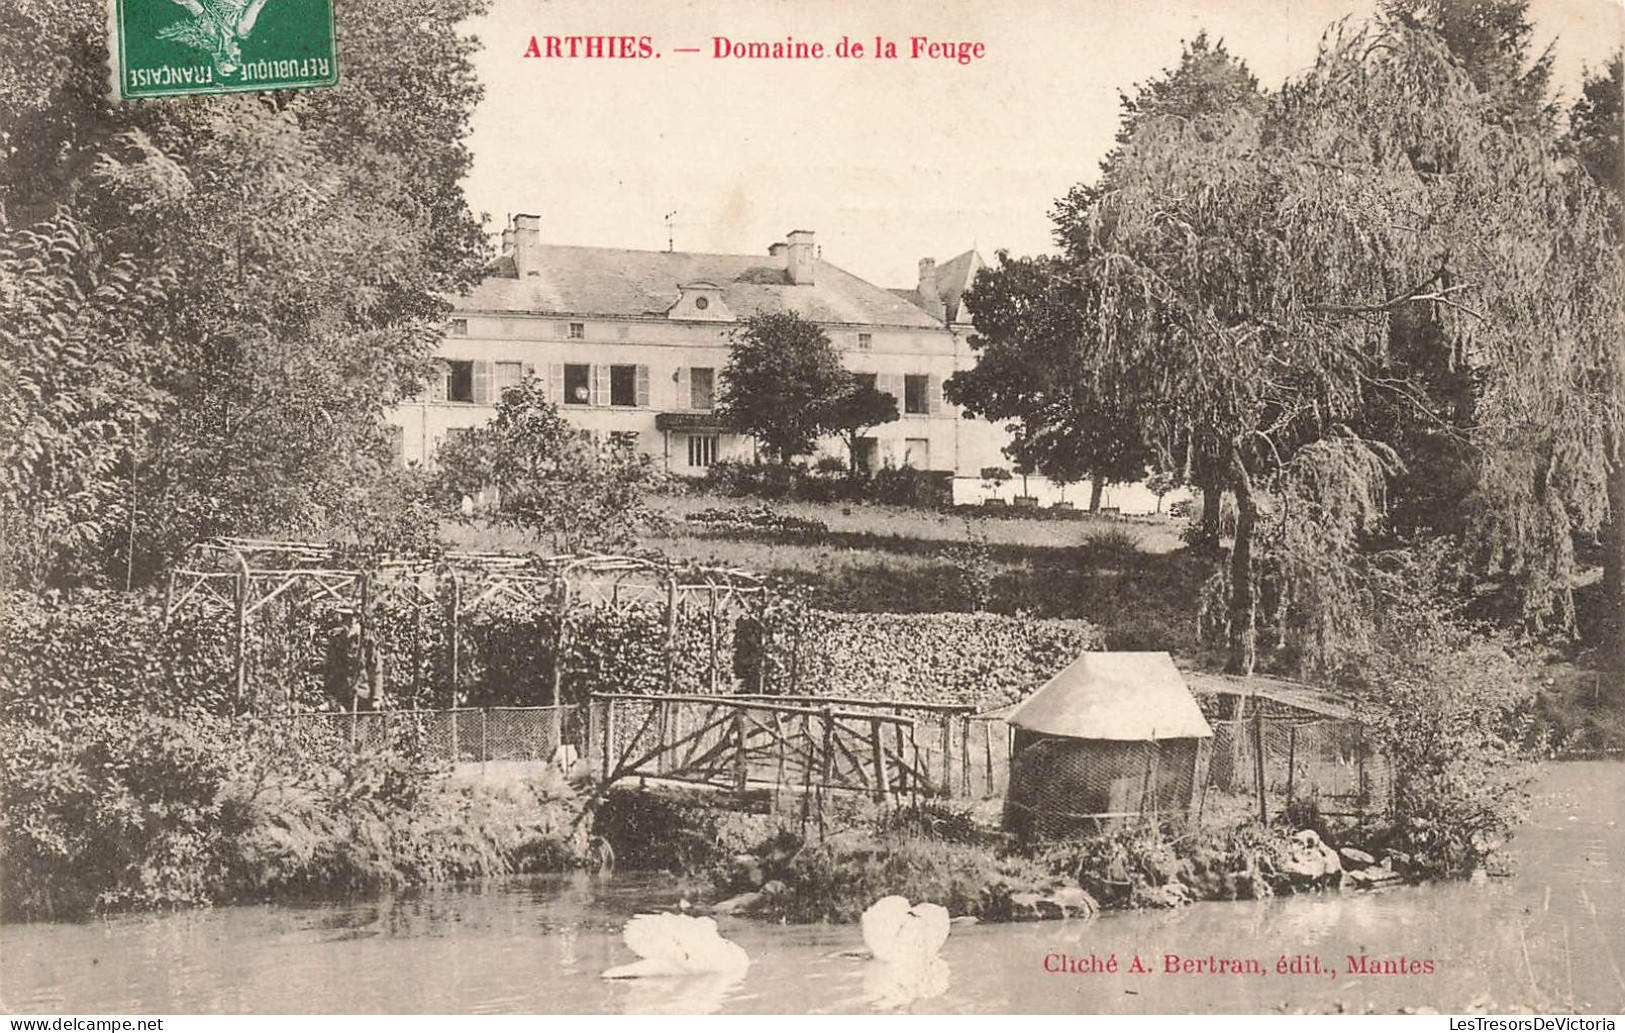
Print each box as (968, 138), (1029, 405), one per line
(602, 913), (751, 979)
(859, 896), (951, 964)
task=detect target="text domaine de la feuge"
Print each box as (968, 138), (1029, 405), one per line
(522, 34), (987, 65)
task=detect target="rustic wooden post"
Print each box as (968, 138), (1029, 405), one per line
(939, 717), (953, 799)
(983, 721), (995, 797)
(355, 569), (374, 716)
(550, 577), (570, 707)
(602, 698), (617, 779)
(1253, 709), (1268, 824)
(708, 586), (720, 693)
(819, 706), (835, 786)
(664, 575), (679, 694)
(1357, 726), (1368, 817)
(1286, 724), (1297, 810)
(449, 574), (462, 692)
(771, 709), (786, 812)
(657, 700), (670, 775)
(870, 718), (889, 803)
(960, 716), (972, 797)
(817, 707), (836, 838)
(892, 707), (907, 794)
(733, 707), (748, 794)
(233, 568), (249, 705)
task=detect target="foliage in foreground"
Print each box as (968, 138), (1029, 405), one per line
(0, 711), (590, 921)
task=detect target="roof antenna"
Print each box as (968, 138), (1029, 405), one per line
(665, 210), (678, 253)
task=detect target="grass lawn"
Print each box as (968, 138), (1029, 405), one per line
(443, 490), (1225, 664)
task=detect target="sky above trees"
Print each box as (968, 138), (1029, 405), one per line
(458, 0), (1618, 287)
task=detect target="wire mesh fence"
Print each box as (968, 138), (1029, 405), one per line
(283, 705), (589, 768)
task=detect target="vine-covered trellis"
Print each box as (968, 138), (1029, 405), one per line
(164, 537), (801, 712)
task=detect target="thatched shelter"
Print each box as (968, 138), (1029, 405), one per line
(1003, 651), (1213, 839)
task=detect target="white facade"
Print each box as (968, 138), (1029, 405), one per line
(389, 216), (1011, 479)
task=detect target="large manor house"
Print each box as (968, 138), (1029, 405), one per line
(387, 213), (1177, 509)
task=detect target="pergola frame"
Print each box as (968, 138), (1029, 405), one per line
(166, 537), (786, 710)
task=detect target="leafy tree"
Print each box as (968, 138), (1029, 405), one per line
(950, 254), (1155, 513)
(1564, 52), (1624, 667)
(826, 376), (899, 474)
(1380, 0), (1555, 130)
(435, 378), (656, 553)
(0, 0), (490, 588)
(0, 212), (172, 588)
(718, 312), (849, 465)
(1146, 471), (1177, 514)
(1033, 23), (1622, 676)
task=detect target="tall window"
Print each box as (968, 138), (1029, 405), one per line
(687, 434), (719, 468)
(904, 374), (929, 415)
(690, 367), (715, 410)
(494, 361), (524, 398)
(563, 364), (591, 404)
(446, 360), (475, 403)
(610, 364), (637, 406)
(856, 373), (878, 391)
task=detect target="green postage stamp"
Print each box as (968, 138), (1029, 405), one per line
(111, 0), (339, 100)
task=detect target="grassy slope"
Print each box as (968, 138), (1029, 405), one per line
(445, 491), (1225, 667)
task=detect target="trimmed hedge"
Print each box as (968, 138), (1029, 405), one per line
(3, 589), (1097, 717)
(792, 610), (1100, 709)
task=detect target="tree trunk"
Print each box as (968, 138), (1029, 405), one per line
(1225, 445), (1258, 677)
(1201, 473), (1223, 541)
(1088, 475), (1105, 512)
(1603, 435), (1625, 672)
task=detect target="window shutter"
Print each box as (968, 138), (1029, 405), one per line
(635, 365), (650, 408)
(522, 361), (536, 382)
(927, 374), (942, 416)
(554, 322), (569, 339)
(882, 373), (903, 404)
(472, 360), (496, 405)
(548, 363), (564, 403)
(428, 361), (449, 402)
(676, 367), (690, 410)
(592, 364), (608, 406)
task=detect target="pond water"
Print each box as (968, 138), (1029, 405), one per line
(4, 761), (1622, 1014)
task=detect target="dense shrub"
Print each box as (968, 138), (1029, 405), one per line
(1036, 819), (1298, 908)
(0, 710), (592, 920)
(1, 590), (236, 721)
(1358, 640), (1537, 876)
(683, 505), (830, 536)
(0, 711), (243, 917)
(697, 461), (951, 508)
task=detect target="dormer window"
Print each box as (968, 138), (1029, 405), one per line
(669, 281), (731, 321)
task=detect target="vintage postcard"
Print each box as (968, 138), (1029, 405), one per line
(2, 0), (1623, 1021)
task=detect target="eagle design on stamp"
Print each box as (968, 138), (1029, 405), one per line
(157, 0), (274, 78)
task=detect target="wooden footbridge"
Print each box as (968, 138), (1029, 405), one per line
(592, 692), (997, 805)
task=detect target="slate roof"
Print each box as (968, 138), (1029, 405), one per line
(1007, 651), (1214, 741)
(458, 245), (949, 329)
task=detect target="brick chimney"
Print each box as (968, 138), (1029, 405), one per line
(512, 213), (542, 277)
(785, 229), (815, 285)
(917, 258), (940, 304)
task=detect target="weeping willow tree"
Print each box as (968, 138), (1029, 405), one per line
(1063, 21), (1623, 676)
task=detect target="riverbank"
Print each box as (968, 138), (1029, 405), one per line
(8, 760), (1619, 1014)
(590, 787), (1421, 924)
